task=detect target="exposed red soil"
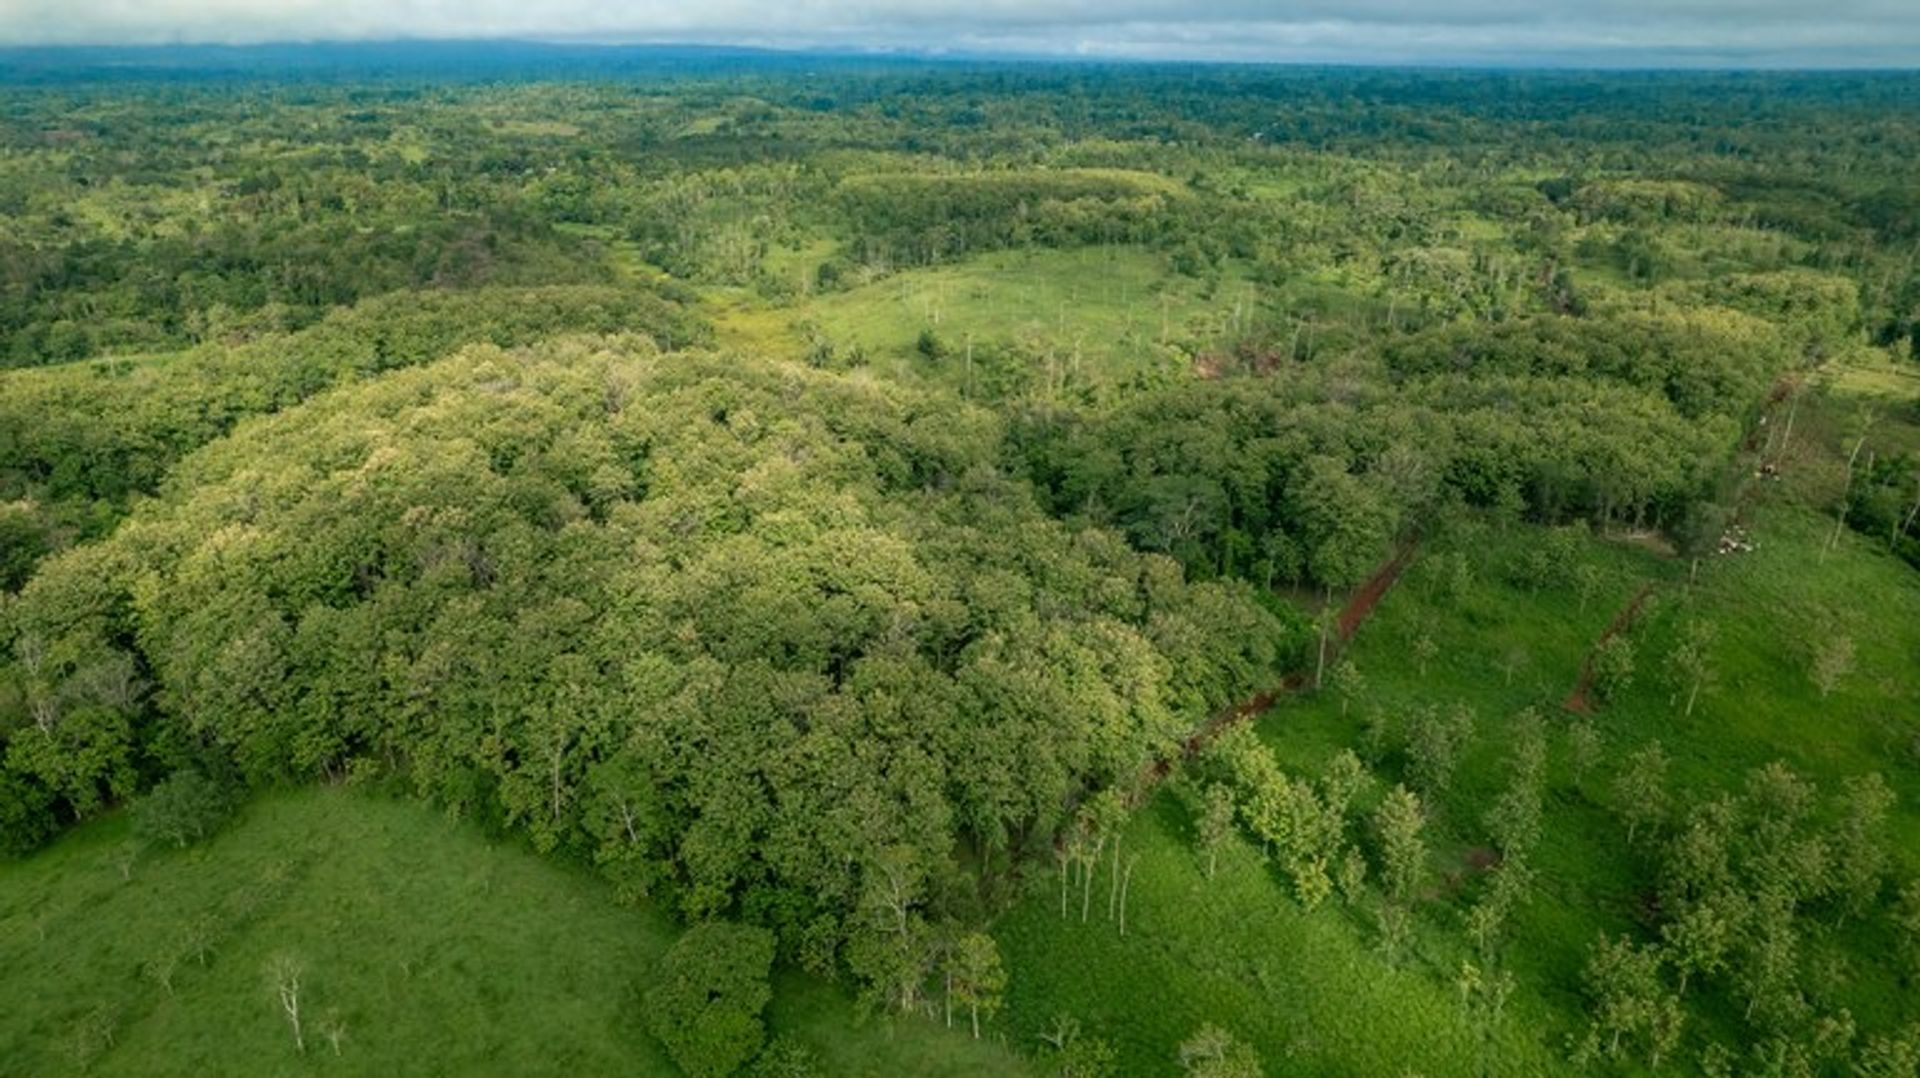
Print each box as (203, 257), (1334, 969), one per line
(1566, 372), (1798, 716)
(1562, 582), (1658, 715)
(1132, 539), (1420, 802)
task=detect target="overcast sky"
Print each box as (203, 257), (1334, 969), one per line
(2, 0), (1917, 67)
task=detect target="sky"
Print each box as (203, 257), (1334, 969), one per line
(1, 0), (1917, 68)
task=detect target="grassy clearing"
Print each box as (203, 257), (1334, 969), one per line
(0, 788), (1025, 1077)
(712, 247), (1249, 391)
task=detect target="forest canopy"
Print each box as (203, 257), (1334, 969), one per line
(0, 335), (1289, 965)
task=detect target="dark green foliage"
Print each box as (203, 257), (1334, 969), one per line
(0, 284), (709, 525)
(647, 921), (777, 1078)
(0, 766), (56, 857)
(0, 337), (1288, 970)
(132, 769), (235, 849)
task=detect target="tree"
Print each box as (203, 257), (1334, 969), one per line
(1038, 1015), (1116, 1078)
(1661, 898), (1735, 996)
(1591, 634), (1636, 704)
(1177, 1023), (1262, 1077)
(1579, 934), (1679, 1066)
(949, 932), (1006, 1039)
(1892, 881), (1920, 985)
(1412, 633), (1439, 677)
(1574, 562), (1605, 613)
(1374, 785), (1427, 904)
(1614, 741), (1671, 845)
(133, 770), (235, 850)
(1407, 704), (1471, 801)
(1328, 659), (1363, 716)
(1810, 632), (1855, 698)
(266, 954), (305, 1054)
(1196, 782), (1235, 881)
(1664, 619), (1718, 717)
(1831, 772), (1895, 921)
(646, 922), (776, 1078)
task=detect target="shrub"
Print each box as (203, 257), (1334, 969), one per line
(646, 921), (776, 1078)
(133, 770), (235, 849)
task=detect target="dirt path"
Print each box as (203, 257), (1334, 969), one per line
(1132, 539), (1419, 798)
(1561, 582), (1659, 715)
(1562, 372), (1801, 715)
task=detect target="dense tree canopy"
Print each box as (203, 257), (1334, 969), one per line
(0, 335), (1289, 965)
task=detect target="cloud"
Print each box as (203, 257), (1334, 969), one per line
(3, 0), (1918, 66)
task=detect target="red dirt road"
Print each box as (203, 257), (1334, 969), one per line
(1133, 539), (1420, 798)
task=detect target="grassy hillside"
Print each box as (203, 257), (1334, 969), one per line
(0, 788), (1026, 1077)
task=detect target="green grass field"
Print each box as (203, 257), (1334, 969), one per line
(989, 361), (1920, 1075)
(712, 248), (1254, 393)
(0, 789), (1026, 1077)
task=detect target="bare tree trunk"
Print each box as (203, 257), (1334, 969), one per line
(273, 959), (305, 1053)
(1119, 857), (1138, 936)
(1080, 843), (1100, 923)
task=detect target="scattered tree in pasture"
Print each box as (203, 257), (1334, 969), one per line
(133, 769), (235, 849)
(1358, 708), (1395, 767)
(645, 921), (776, 1078)
(1853, 1026), (1920, 1078)
(1738, 892), (1807, 1031)
(1336, 847), (1368, 908)
(1374, 784), (1427, 904)
(107, 839), (140, 881)
(1039, 1015), (1117, 1078)
(1661, 897), (1736, 996)
(266, 954), (306, 1054)
(1177, 1023), (1262, 1077)
(1494, 645), (1529, 688)
(1661, 796), (1740, 909)
(1810, 632), (1856, 698)
(1313, 604), (1341, 691)
(1892, 881), (1920, 985)
(1830, 772), (1895, 921)
(746, 1035), (822, 1077)
(1328, 659), (1363, 716)
(1376, 901), (1414, 967)
(1318, 749), (1368, 828)
(1574, 562), (1606, 614)
(1196, 783), (1235, 881)
(1565, 720), (1602, 794)
(1663, 619), (1718, 717)
(1590, 634), (1637, 704)
(948, 932), (1006, 1039)
(1578, 934), (1682, 1068)
(1614, 741), (1671, 845)
(317, 1008), (348, 1057)
(1406, 704), (1472, 801)
(1455, 959), (1517, 1076)
(1741, 761), (1828, 903)
(1412, 633), (1439, 678)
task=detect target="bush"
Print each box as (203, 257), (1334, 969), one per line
(0, 769), (56, 858)
(646, 921), (776, 1078)
(1591, 635), (1637, 704)
(133, 770), (235, 849)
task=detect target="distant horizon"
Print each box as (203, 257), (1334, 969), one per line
(3, 37), (1920, 75)
(3, 0), (1919, 71)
